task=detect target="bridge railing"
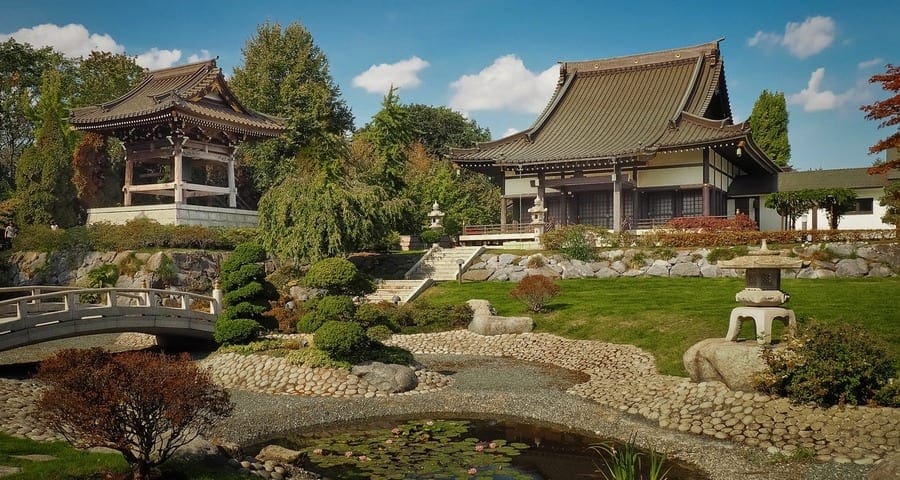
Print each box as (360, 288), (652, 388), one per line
(0, 287), (221, 325)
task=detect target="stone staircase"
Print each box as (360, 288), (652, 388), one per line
(364, 246), (484, 304)
(365, 279), (432, 304)
(405, 246), (484, 281)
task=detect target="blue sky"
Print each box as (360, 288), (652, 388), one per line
(1, 0), (896, 171)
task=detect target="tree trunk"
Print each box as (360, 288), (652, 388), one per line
(132, 462), (150, 480)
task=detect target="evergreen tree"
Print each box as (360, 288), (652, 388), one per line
(400, 104), (490, 158)
(364, 87), (411, 195)
(230, 21), (354, 197)
(15, 69), (78, 226)
(748, 90), (791, 167)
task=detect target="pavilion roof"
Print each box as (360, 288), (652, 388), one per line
(450, 40), (780, 174)
(70, 59), (284, 138)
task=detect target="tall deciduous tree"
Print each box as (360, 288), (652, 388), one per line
(230, 21), (354, 196)
(862, 64), (900, 174)
(400, 104), (490, 158)
(70, 51), (145, 108)
(748, 90), (791, 167)
(15, 69), (78, 226)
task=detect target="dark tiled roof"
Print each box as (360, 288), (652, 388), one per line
(778, 168), (888, 191)
(450, 40), (779, 174)
(70, 59), (284, 137)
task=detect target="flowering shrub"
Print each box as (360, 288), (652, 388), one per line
(510, 275), (560, 312)
(754, 322), (896, 406)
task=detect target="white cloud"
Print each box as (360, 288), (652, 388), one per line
(187, 49), (212, 64)
(449, 55), (559, 114)
(858, 57), (884, 70)
(746, 30), (780, 49)
(501, 127), (521, 138)
(0, 23), (124, 58)
(352, 56), (430, 94)
(746, 16), (835, 59)
(788, 68), (872, 112)
(135, 48), (182, 69)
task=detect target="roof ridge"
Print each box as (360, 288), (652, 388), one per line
(561, 39), (722, 73)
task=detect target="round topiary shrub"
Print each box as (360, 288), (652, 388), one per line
(315, 295), (357, 320)
(296, 312), (326, 334)
(303, 257), (374, 296)
(221, 242), (267, 275)
(366, 325), (394, 342)
(314, 321), (368, 361)
(214, 318), (261, 345)
(355, 302), (398, 330)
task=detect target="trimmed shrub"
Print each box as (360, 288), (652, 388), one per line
(303, 257), (375, 296)
(755, 322), (896, 406)
(218, 242), (276, 336)
(368, 343), (415, 365)
(214, 318), (261, 345)
(510, 275), (560, 313)
(221, 242), (267, 275)
(541, 225), (600, 261)
(366, 325), (394, 342)
(296, 312), (327, 334)
(222, 301), (267, 321)
(221, 263), (265, 292)
(419, 228), (443, 245)
(875, 382), (900, 408)
(296, 295), (357, 334)
(223, 281), (264, 306)
(314, 321), (368, 361)
(285, 347), (351, 370)
(706, 246), (749, 263)
(664, 213), (758, 231)
(354, 303), (393, 329)
(449, 303), (474, 329)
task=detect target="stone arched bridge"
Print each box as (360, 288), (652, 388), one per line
(0, 286), (221, 352)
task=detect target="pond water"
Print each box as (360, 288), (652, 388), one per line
(263, 417), (709, 480)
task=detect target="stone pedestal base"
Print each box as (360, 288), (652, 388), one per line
(726, 306), (796, 344)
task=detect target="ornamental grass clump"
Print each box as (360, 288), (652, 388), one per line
(754, 322), (896, 406)
(509, 274), (560, 313)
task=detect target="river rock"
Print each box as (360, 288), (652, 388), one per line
(683, 338), (771, 392)
(868, 453), (900, 480)
(350, 362), (418, 393)
(257, 445), (305, 464)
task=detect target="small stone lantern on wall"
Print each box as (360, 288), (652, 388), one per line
(718, 240), (803, 344)
(427, 200), (445, 230)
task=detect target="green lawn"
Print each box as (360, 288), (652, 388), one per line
(0, 433), (248, 480)
(419, 277), (900, 376)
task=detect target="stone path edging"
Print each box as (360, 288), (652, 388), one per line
(386, 330), (900, 465)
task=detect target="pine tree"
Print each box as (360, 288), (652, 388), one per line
(748, 90), (791, 167)
(366, 87), (411, 195)
(15, 69), (78, 226)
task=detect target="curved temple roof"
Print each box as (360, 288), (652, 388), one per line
(70, 59), (284, 138)
(450, 40), (780, 174)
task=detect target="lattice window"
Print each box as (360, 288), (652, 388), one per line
(681, 190), (703, 217)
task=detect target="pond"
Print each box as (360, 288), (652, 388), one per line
(260, 416), (709, 479)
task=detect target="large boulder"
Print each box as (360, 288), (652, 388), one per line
(256, 445), (305, 464)
(461, 269), (492, 282)
(351, 362), (418, 393)
(683, 338), (777, 392)
(645, 260), (670, 277)
(835, 258), (868, 277)
(670, 262), (700, 277)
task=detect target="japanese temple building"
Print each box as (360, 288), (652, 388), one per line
(70, 59), (284, 227)
(450, 40), (782, 235)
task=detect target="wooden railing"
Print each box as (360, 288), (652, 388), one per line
(461, 223), (535, 235)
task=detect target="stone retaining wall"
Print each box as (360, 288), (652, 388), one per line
(462, 242), (899, 281)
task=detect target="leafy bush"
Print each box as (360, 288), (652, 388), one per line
(86, 263), (118, 288)
(314, 321), (369, 361)
(755, 322), (896, 406)
(366, 325), (394, 342)
(510, 275), (560, 312)
(155, 254), (178, 287)
(213, 318), (262, 345)
(36, 348), (232, 480)
(355, 302), (398, 330)
(541, 225), (601, 261)
(303, 257), (375, 296)
(368, 343), (415, 365)
(419, 228), (443, 245)
(392, 301), (473, 332)
(706, 246), (749, 263)
(285, 347), (352, 370)
(874, 381), (900, 407)
(449, 303), (474, 328)
(296, 295), (357, 334)
(664, 214), (758, 231)
(263, 299), (301, 334)
(297, 312), (326, 334)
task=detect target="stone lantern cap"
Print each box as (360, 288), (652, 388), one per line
(718, 241), (803, 270)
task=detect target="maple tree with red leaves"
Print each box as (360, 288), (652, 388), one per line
(861, 64), (900, 174)
(36, 348), (232, 480)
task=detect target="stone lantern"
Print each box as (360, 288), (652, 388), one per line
(528, 197), (548, 240)
(427, 200), (445, 230)
(718, 240), (803, 344)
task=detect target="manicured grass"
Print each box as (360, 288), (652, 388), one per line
(420, 277), (900, 376)
(0, 433), (249, 480)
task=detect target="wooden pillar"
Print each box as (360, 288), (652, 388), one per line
(499, 196), (507, 226)
(702, 148), (711, 216)
(810, 206), (818, 230)
(612, 163), (622, 232)
(562, 189), (569, 225)
(227, 148), (237, 208)
(173, 140), (184, 204)
(123, 154), (134, 206)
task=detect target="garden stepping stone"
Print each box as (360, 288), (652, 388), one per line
(12, 454), (56, 461)
(0, 466), (21, 477)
